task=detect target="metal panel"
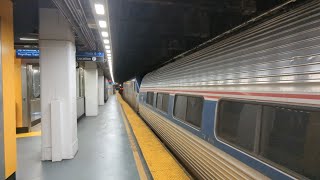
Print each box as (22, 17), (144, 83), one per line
(141, 0), (320, 95)
(123, 80), (139, 111)
(21, 63), (29, 127)
(25, 64), (33, 130)
(0, 17), (5, 180)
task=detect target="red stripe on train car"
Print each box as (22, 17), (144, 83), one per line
(140, 89), (320, 100)
(204, 95), (221, 99)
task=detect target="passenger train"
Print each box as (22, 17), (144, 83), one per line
(123, 0), (320, 179)
(123, 80), (139, 111)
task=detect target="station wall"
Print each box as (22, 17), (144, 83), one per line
(0, 0), (17, 178)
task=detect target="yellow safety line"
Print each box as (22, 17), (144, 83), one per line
(117, 94), (190, 180)
(120, 105), (148, 180)
(16, 131), (41, 138)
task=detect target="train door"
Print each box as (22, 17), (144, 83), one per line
(0, 18), (5, 179)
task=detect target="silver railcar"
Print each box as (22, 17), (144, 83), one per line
(123, 80), (139, 111)
(139, 1), (320, 179)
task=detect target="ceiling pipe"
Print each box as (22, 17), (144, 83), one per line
(51, 0), (96, 50)
(51, 0), (112, 78)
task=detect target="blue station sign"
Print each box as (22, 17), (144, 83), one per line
(76, 51), (105, 62)
(16, 49), (39, 58)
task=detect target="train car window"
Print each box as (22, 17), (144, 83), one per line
(217, 99), (320, 179)
(174, 94), (203, 128)
(156, 93), (163, 110)
(162, 94), (169, 113)
(146, 92), (154, 106)
(217, 100), (260, 152)
(259, 106), (320, 179)
(174, 95), (187, 121)
(156, 93), (169, 113)
(186, 96), (203, 127)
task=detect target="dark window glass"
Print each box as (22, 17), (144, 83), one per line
(146, 92), (154, 106)
(174, 95), (203, 128)
(174, 95), (187, 121)
(156, 93), (169, 113)
(260, 106), (320, 179)
(162, 94), (169, 113)
(217, 101), (260, 152)
(217, 100), (320, 179)
(156, 93), (163, 110)
(186, 96), (203, 127)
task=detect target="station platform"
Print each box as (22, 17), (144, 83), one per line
(16, 95), (190, 180)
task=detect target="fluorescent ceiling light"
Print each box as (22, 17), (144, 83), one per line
(101, 31), (109, 37)
(99, 20), (107, 28)
(107, 53), (111, 57)
(20, 37), (38, 41)
(107, 60), (114, 82)
(94, 4), (105, 15)
(105, 45), (110, 49)
(106, 50), (111, 53)
(104, 39), (110, 44)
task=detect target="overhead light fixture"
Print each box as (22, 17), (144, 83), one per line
(94, 1), (114, 83)
(94, 4), (105, 15)
(99, 20), (107, 28)
(20, 37), (38, 41)
(101, 31), (109, 37)
(104, 39), (110, 44)
(107, 60), (114, 82)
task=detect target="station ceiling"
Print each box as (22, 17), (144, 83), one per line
(13, 0), (288, 83)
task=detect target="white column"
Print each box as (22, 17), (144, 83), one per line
(84, 62), (98, 116)
(39, 8), (78, 161)
(98, 76), (105, 105)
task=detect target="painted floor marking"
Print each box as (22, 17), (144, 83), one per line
(16, 131), (41, 138)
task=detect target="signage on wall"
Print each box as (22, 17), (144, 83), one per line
(16, 49), (39, 58)
(76, 51), (105, 62)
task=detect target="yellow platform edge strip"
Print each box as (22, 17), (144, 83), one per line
(117, 94), (190, 180)
(16, 131), (41, 138)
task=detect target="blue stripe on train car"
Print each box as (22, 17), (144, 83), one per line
(202, 101), (216, 142)
(201, 100), (292, 179)
(213, 140), (292, 179)
(205, 99), (293, 180)
(139, 92), (293, 179)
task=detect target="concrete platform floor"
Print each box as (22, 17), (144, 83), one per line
(17, 95), (140, 180)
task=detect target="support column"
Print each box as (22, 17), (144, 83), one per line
(98, 76), (105, 106)
(39, 8), (78, 161)
(84, 62), (98, 116)
(0, 0), (17, 178)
